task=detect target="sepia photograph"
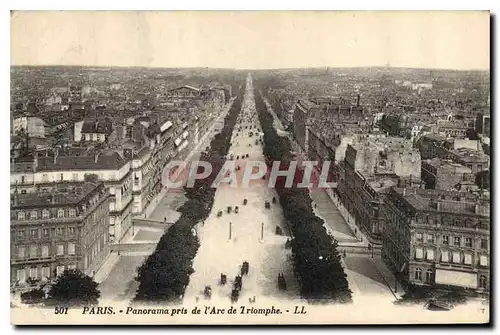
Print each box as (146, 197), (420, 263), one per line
(9, 10), (491, 325)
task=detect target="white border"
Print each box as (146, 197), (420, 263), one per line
(2, 1), (498, 334)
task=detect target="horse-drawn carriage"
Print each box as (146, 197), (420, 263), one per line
(265, 201), (271, 209)
(243, 198), (248, 205)
(235, 206), (239, 214)
(227, 206), (232, 214)
(272, 197), (277, 204)
(220, 273), (227, 285)
(231, 289), (239, 303)
(241, 261), (249, 276)
(217, 211), (223, 217)
(204, 285), (212, 299)
(278, 274), (287, 291)
(234, 275), (242, 291)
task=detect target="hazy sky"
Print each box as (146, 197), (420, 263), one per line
(11, 11), (490, 70)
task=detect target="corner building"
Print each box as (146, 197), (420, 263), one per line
(10, 182), (110, 286)
(382, 188), (490, 293)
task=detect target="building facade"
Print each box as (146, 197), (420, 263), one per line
(10, 182), (110, 286)
(382, 188), (490, 292)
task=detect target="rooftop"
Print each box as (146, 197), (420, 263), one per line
(424, 158), (472, 173)
(11, 182), (104, 208)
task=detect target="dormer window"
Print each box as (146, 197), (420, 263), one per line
(42, 209), (50, 219)
(69, 209), (76, 217)
(58, 209), (64, 218)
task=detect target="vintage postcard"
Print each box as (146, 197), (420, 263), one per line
(10, 10), (490, 325)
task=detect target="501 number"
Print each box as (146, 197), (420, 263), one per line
(54, 307), (69, 315)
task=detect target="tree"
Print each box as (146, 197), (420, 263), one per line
(254, 88), (352, 303)
(47, 269), (100, 306)
(134, 84), (244, 303)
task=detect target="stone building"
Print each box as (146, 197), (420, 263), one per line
(382, 188), (490, 292)
(10, 182), (110, 286)
(421, 158), (474, 191)
(416, 134), (490, 175)
(337, 136), (421, 243)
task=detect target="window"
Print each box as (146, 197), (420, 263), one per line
(441, 250), (449, 262)
(426, 269), (433, 283)
(30, 211), (38, 220)
(42, 245), (49, 258)
(481, 239), (488, 250)
(56, 227), (64, 237)
(479, 275), (488, 289)
(68, 243), (75, 255)
(57, 209), (64, 218)
(41, 266), (50, 280)
(416, 233), (423, 242)
(42, 228), (49, 237)
(464, 253), (472, 265)
(442, 235), (449, 245)
(68, 227), (75, 235)
(69, 209), (76, 217)
(17, 230), (25, 240)
(479, 255), (488, 267)
(427, 234), (435, 244)
(42, 210), (49, 219)
(426, 249), (435, 261)
(454, 236), (461, 247)
(17, 212), (25, 220)
(415, 247), (424, 259)
(415, 268), (422, 281)
(16, 268), (26, 283)
(465, 237), (472, 248)
(56, 265), (65, 276)
(452, 251), (461, 264)
(17, 246), (25, 259)
(57, 244), (64, 256)
(29, 266), (38, 280)
(30, 229), (38, 239)
(29, 245), (37, 258)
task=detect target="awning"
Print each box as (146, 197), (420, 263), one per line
(435, 269), (478, 288)
(182, 131), (189, 139)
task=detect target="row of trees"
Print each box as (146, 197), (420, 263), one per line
(254, 89), (352, 303)
(133, 86), (244, 303)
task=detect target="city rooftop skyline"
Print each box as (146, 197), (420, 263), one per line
(11, 11), (490, 71)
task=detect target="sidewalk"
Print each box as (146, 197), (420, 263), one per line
(322, 188), (370, 247)
(94, 252), (120, 284)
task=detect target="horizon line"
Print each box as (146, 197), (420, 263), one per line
(10, 64), (491, 72)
